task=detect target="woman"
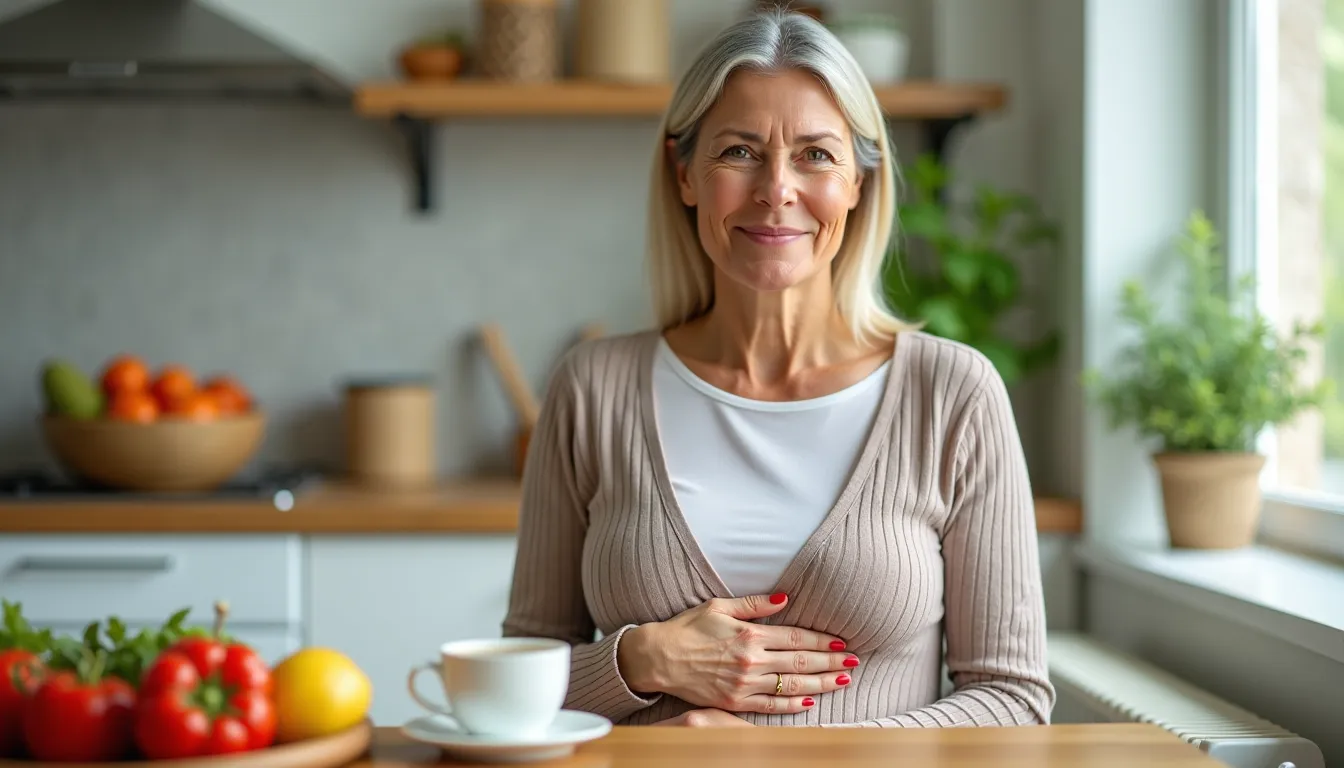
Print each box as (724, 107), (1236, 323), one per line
(501, 10), (1054, 728)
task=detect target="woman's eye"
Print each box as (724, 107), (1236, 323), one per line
(722, 146), (752, 160)
(804, 148), (834, 163)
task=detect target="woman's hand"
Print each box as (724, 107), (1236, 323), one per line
(654, 709), (755, 727)
(617, 593), (856, 715)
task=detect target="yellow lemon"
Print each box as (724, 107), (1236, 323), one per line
(271, 647), (372, 742)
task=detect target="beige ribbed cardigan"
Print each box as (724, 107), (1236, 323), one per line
(501, 329), (1055, 727)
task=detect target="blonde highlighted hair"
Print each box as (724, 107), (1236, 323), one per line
(646, 9), (913, 343)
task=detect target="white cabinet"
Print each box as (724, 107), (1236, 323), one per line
(305, 535), (518, 726)
(0, 535), (302, 626)
(0, 534), (305, 664)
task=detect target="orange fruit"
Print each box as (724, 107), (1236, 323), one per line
(108, 390), (159, 423)
(170, 392), (219, 422)
(202, 376), (252, 415)
(150, 365), (196, 411)
(100, 355), (150, 397)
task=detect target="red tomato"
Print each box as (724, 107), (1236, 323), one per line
(0, 650), (40, 756)
(22, 669), (134, 762)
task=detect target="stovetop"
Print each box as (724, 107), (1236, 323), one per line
(0, 465), (326, 511)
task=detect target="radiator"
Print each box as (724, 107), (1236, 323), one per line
(1047, 632), (1325, 768)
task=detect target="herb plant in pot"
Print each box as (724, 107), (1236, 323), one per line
(1085, 211), (1330, 549)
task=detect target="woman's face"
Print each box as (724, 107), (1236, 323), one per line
(676, 68), (864, 294)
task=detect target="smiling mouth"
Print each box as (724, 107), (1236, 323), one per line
(737, 226), (809, 245)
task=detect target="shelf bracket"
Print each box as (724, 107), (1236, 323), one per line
(920, 114), (977, 205)
(922, 113), (975, 165)
(394, 114), (434, 213)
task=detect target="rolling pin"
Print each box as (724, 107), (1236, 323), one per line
(479, 324), (540, 476)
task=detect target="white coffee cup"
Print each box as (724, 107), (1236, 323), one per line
(407, 637), (571, 739)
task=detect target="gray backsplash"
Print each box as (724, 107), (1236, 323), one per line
(0, 100), (1057, 485)
(0, 103), (661, 477)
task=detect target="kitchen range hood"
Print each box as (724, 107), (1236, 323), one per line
(0, 0), (349, 102)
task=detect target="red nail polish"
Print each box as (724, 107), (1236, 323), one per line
(769, 593), (787, 605)
(843, 657), (859, 668)
(829, 640), (846, 651)
(802, 697), (815, 707)
(836, 674), (851, 686)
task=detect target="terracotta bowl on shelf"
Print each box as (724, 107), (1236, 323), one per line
(41, 412), (266, 493)
(398, 45), (466, 81)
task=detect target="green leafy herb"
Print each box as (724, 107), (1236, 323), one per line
(5, 601), (224, 687)
(1, 600), (54, 655)
(1083, 211), (1333, 452)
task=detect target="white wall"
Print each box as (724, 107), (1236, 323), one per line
(1081, 0), (1215, 547)
(1067, 2), (1342, 762)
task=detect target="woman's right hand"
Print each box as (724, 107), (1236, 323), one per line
(616, 593), (857, 715)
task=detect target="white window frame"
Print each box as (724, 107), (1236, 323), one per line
(1229, 0), (1344, 562)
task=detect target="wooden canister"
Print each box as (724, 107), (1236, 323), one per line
(478, 0), (560, 82)
(344, 377), (436, 489)
(574, 0), (670, 83)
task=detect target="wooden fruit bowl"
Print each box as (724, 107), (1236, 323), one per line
(0, 720), (371, 768)
(41, 412), (266, 492)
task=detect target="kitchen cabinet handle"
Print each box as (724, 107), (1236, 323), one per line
(13, 555), (175, 574)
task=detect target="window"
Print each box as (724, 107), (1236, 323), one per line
(1235, 0), (1344, 557)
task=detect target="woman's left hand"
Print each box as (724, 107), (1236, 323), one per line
(653, 709), (755, 727)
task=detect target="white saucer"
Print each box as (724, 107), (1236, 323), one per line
(400, 710), (613, 764)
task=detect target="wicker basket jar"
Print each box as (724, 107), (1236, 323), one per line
(478, 0), (560, 82)
(574, 0), (669, 83)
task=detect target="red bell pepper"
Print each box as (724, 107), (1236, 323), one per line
(133, 602), (276, 759)
(1, 601), (51, 757)
(22, 650), (135, 762)
(0, 650), (41, 757)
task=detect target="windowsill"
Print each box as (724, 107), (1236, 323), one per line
(1074, 541), (1344, 665)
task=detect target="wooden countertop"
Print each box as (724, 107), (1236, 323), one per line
(359, 723), (1220, 767)
(0, 480), (1082, 536)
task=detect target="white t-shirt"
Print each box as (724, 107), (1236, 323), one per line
(651, 338), (890, 597)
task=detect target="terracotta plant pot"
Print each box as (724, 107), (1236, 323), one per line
(1152, 452), (1266, 549)
(398, 46), (465, 81)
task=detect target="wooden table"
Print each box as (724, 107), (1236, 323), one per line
(356, 723), (1225, 767)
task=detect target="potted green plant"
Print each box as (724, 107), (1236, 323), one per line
(1084, 210), (1331, 549)
(884, 153), (1061, 388)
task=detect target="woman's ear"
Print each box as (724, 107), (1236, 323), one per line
(667, 138), (696, 207)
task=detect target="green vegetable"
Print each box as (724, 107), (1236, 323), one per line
(40, 360), (104, 419)
(1, 601), (54, 654)
(2, 602), (229, 688)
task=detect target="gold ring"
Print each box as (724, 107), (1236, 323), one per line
(775, 673), (784, 696)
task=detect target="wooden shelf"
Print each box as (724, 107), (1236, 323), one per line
(354, 79), (1006, 119)
(354, 78), (1006, 212)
